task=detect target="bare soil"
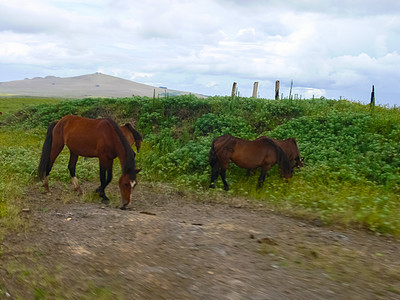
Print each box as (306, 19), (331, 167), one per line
(1, 181), (400, 299)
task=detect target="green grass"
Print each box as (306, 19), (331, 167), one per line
(0, 95), (399, 237)
(0, 96), (63, 115)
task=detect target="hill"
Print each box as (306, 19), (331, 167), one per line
(0, 73), (205, 98)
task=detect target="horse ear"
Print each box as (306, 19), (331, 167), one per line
(135, 168), (142, 174)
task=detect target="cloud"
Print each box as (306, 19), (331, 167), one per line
(0, 0), (399, 105)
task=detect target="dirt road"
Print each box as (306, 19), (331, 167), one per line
(1, 182), (400, 299)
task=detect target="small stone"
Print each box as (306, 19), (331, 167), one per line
(313, 218), (324, 227)
(271, 264), (279, 269)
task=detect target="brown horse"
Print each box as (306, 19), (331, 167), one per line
(38, 115), (140, 209)
(255, 137), (303, 169)
(120, 123), (143, 153)
(209, 134), (293, 191)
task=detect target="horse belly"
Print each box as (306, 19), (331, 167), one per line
(231, 150), (263, 169)
(65, 134), (100, 157)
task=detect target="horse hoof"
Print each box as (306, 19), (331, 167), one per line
(101, 198), (110, 205)
(120, 205), (127, 210)
(224, 186), (229, 191)
(209, 184), (215, 189)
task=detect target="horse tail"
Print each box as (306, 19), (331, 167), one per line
(209, 139), (219, 167)
(38, 121), (58, 180)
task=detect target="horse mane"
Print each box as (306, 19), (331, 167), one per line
(105, 118), (136, 178)
(124, 123), (142, 141)
(260, 137), (292, 176)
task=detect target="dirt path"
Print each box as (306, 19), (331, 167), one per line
(1, 182), (400, 299)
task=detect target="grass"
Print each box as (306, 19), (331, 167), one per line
(0, 96), (63, 115)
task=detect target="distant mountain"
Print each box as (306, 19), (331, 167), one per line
(0, 73), (206, 98)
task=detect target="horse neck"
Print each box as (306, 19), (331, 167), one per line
(108, 121), (136, 175)
(274, 144), (291, 175)
(289, 138), (301, 159)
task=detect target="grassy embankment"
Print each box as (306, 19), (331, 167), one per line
(0, 95), (399, 238)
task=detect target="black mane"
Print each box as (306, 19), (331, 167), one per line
(106, 118), (136, 179)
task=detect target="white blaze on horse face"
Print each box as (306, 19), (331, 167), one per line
(130, 180), (137, 188)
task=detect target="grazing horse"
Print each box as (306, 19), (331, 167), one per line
(254, 137), (303, 169)
(120, 123), (143, 153)
(209, 134), (293, 191)
(38, 115), (140, 209)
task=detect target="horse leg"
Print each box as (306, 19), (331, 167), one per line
(96, 167), (110, 204)
(68, 152), (82, 195)
(257, 168), (269, 189)
(105, 167), (113, 188)
(97, 157), (114, 205)
(96, 162), (113, 192)
(209, 162), (220, 189)
(220, 169), (229, 191)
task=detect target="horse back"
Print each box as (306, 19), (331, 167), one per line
(231, 137), (277, 169)
(120, 125), (135, 146)
(57, 115), (119, 158)
(268, 138), (298, 161)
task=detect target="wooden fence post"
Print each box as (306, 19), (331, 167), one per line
(370, 85), (375, 109)
(288, 80), (293, 101)
(275, 80), (280, 100)
(231, 82), (237, 98)
(252, 82), (259, 98)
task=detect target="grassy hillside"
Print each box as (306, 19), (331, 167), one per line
(1, 95), (399, 236)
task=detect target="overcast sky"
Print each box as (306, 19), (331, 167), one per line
(1, 0), (399, 106)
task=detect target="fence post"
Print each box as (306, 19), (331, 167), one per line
(288, 80), (293, 101)
(231, 82), (237, 98)
(370, 85), (375, 109)
(275, 80), (280, 100)
(252, 82), (259, 98)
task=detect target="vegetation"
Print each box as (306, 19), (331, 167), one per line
(0, 96), (63, 115)
(0, 95), (399, 238)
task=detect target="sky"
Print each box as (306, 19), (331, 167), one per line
(1, 0), (400, 106)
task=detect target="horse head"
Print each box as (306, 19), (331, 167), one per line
(119, 168), (141, 210)
(295, 157), (304, 168)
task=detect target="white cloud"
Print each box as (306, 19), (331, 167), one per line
(0, 0), (399, 105)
